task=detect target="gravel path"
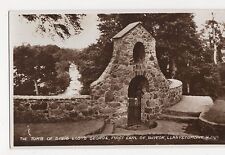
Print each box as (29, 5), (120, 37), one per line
(168, 95), (213, 113)
(59, 63), (82, 96)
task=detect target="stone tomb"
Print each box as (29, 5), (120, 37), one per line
(91, 22), (182, 126)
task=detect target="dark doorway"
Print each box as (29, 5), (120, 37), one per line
(133, 42), (145, 63)
(127, 76), (149, 126)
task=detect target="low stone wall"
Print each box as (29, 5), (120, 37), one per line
(14, 79), (183, 124)
(166, 79), (183, 107)
(14, 95), (102, 123)
(199, 112), (225, 136)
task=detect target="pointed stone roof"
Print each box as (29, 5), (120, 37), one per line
(112, 21), (142, 39)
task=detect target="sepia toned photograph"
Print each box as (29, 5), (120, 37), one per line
(10, 10), (225, 146)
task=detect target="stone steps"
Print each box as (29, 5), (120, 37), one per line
(159, 114), (199, 123)
(163, 109), (201, 117)
(159, 95), (214, 123)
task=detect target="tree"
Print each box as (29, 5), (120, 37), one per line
(13, 45), (71, 95)
(73, 43), (113, 94)
(21, 14), (85, 39)
(200, 12), (225, 64)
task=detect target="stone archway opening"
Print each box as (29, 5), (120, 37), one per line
(133, 42), (145, 63)
(127, 75), (149, 126)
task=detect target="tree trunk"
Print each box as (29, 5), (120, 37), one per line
(212, 19), (218, 65)
(214, 44), (217, 65)
(169, 58), (177, 79)
(187, 82), (190, 94)
(186, 60), (190, 94)
(33, 80), (39, 95)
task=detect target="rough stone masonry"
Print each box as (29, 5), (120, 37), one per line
(90, 22), (182, 125)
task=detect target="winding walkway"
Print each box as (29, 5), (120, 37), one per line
(59, 63), (82, 96)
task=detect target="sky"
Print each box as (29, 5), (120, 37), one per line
(10, 13), (101, 49)
(10, 10), (225, 49)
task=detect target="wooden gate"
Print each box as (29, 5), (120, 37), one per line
(127, 98), (141, 126)
(128, 75), (148, 126)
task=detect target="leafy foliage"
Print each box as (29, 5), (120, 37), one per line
(72, 43), (113, 94)
(21, 14), (85, 39)
(13, 45), (79, 95)
(218, 63), (225, 94)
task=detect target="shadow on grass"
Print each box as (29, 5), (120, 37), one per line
(183, 121), (202, 136)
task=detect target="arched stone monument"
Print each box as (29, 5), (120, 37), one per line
(91, 22), (182, 126)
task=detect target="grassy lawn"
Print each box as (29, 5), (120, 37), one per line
(14, 119), (105, 139)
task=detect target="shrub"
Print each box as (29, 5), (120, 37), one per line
(188, 63), (222, 99)
(202, 100), (225, 124)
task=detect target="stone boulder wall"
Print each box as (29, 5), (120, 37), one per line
(14, 95), (116, 123)
(167, 79), (183, 107)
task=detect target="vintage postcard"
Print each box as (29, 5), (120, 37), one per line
(9, 10), (225, 146)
